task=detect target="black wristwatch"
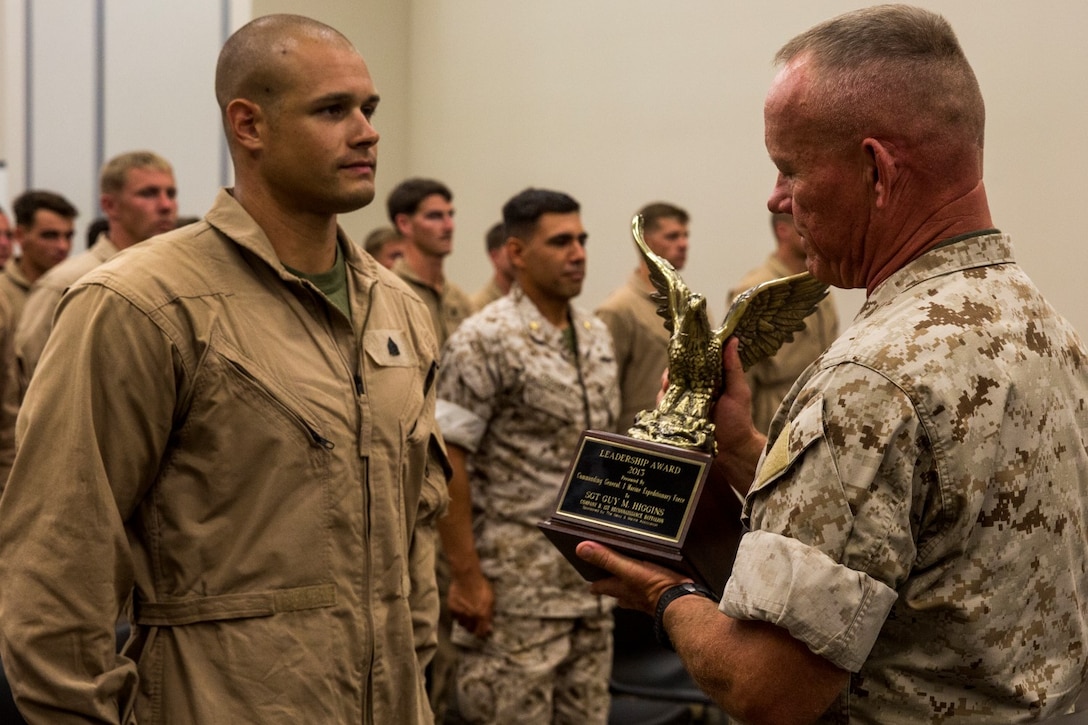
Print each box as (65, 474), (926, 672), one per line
(653, 582), (718, 651)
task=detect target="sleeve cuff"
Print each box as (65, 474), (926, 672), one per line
(435, 399), (487, 453)
(720, 529), (898, 672)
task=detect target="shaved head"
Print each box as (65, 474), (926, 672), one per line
(215, 14), (356, 121)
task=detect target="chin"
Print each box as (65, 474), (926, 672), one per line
(332, 190), (376, 214)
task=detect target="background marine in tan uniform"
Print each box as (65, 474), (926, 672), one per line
(597, 201), (691, 433)
(727, 212), (838, 434)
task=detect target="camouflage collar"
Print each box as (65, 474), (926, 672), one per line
(865, 232), (1013, 313)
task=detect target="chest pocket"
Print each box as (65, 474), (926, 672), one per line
(522, 376), (582, 427)
(363, 328), (427, 442)
(209, 338), (329, 448)
(364, 329), (418, 369)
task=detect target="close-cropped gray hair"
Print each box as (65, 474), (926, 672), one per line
(774, 4), (985, 152)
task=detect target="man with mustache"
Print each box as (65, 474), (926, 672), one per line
(436, 188), (618, 724)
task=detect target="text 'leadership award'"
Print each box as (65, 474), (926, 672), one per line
(538, 215), (828, 596)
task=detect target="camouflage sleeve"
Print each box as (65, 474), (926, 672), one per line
(436, 322), (501, 452)
(721, 363), (927, 671)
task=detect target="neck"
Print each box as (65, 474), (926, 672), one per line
(403, 244), (445, 289)
(16, 258), (44, 284)
(866, 182), (993, 294)
(231, 183), (339, 274)
(493, 272), (513, 294)
(107, 227), (139, 251)
(521, 285), (570, 328)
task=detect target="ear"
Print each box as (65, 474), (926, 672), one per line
(100, 193), (117, 219)
(506, 236), (527, 270)
(393, 213), (413, 238)
(225, 99), (264, 152)
(863, 138), (897, 210)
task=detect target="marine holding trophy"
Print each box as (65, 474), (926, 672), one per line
(576, 5), (1088, 724)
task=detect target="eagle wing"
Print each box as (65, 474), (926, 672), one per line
(717, 272), (829, 371)
(632, 214), (689, 334)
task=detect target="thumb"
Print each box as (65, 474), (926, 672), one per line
(722, 337), (746, 390)
(576, 540), (625, 576)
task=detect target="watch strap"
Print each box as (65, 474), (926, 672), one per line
(653, 581), (718, 651)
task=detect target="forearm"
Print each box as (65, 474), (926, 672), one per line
(0, 478), (137, 723)
(665, 597), (846, 725)
(408, 511), (440, 668)
(436, 446), (483, 579)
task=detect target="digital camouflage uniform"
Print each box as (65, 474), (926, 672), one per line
(722, 233), (1088, 723)
(437, 285), (619, 725)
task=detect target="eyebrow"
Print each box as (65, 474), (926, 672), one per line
(547, 232), (588, 244)
(311, 92), (381, 107)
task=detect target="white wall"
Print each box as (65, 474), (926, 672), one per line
(400, 0), (1088, 332)
(0, 0), (242, 250)
(3, 0), (1085, 335)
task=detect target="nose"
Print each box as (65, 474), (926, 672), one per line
(570, 240), (587, 264)
(351, 110), (380, 147)
(767, 172), (792, 214)
(160, 192), (178, 211)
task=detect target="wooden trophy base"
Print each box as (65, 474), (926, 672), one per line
(538, 430), (745, 597)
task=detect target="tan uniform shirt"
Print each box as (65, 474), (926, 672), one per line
(469, 277), (506, 313)
(392, 258), (473, 348)
(728, 255), (838, 433)
(0, 259), (32, 322)
(0, 260), (33, 487)
(15, 233), (121, 386)
(596, 272), (669, 433)
(0, 189), (450, 724)
(0, 292), (16, 486)
(723, 234), (1088, 721)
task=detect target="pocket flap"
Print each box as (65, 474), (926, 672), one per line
(364, 329), (418, 367)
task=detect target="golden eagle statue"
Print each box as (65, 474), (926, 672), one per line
(626, 215), (829, 454)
